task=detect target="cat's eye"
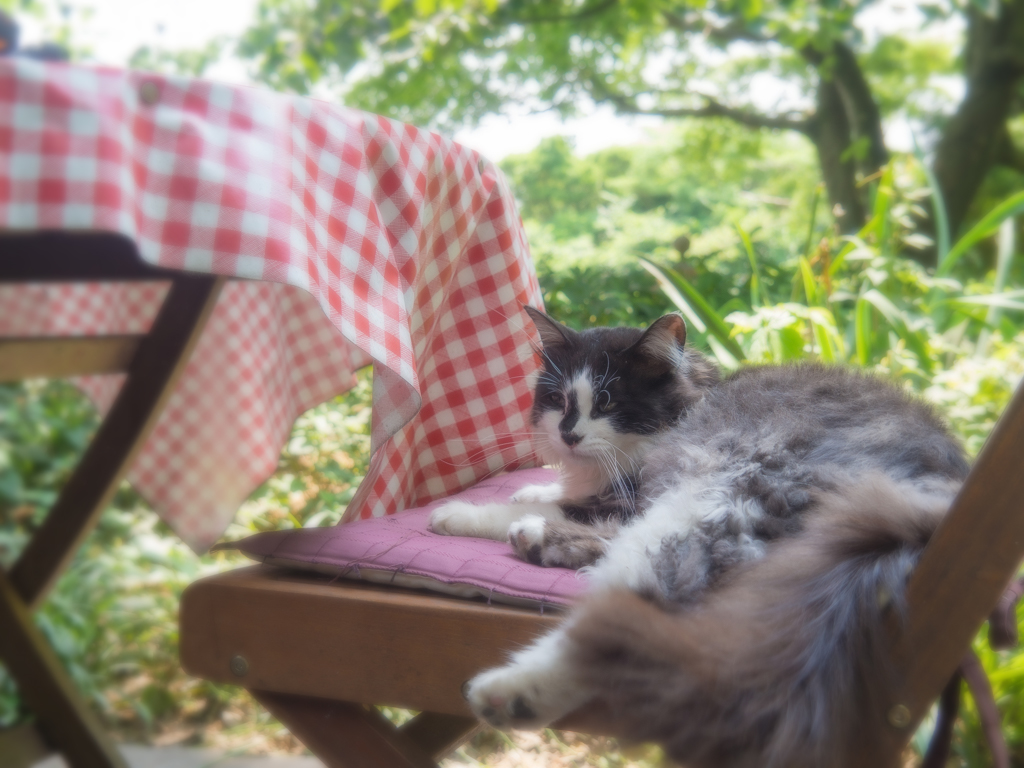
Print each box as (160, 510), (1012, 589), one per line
(546, 392), (566, 409)
(597, 392), (615, 412)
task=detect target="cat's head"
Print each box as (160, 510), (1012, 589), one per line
(524, 307), (719, 471)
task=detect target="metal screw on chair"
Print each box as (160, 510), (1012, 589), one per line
(887, 704), (911, 729)
(230, 654), (249, 677)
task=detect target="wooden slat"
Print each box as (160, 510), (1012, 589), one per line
(398, 712), (479, 761)
(0, 723), (53, 768)
(9, 275), (224, 609)
(0, 336), (141, 381)
(180, 566), (561, 717)
(869, 382), (1024, 763)
(253, 692), (436, 768)
(0, 569), (128, 768)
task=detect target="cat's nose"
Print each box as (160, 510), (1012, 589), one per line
(561, 432), (582, 447)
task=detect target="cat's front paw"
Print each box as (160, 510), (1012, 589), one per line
(429, 500), (521, 540)
(429, 500), (485, 537)
(511, 482), (563, 504)
(464, 665), (558, 730)
(508, 515), (547, 564)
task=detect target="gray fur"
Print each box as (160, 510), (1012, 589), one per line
(568, 479), (948, 768)
(635, 362), (967, 602)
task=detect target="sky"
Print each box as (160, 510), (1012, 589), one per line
(16, 0), (963, 160)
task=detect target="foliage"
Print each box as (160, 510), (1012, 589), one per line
(235, 0), (954, 130)
(508, 121), (821, 331)
(643, 157), (1024, 390)
(230, 0), (1024, 239)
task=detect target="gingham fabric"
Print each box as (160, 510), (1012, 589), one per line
(0, 59), (544, 552)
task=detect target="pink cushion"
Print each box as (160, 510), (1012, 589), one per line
(231, 468), (588, 609)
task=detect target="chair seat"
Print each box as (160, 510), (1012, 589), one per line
(180, 565), (560, 717)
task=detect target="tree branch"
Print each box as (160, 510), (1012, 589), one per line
(599, 88), (813, 134)
(503, 0), (620, 25)
(661, 9), (775, 44)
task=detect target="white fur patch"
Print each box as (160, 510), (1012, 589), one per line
(586, 475), (765, 594)
(465, 626), (590, 729)
(572, 372), (594, 423)
(429, 499), (564, 540)
(512, 482), (564, 503)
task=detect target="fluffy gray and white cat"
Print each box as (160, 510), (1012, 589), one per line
(428, 307), (968, 768)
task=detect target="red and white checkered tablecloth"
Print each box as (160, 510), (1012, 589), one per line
(0, 59), (544, 552)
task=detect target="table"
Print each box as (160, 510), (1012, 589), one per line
(0, 58), (543, 767)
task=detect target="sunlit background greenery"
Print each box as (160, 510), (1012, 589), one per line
(2, 0), (1024, 765)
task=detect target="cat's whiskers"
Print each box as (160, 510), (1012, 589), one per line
(437, 430), (542, 468)
(539, 349), (564, 378)
(440, 445), (541, 468)
(595, 448), (637, 517)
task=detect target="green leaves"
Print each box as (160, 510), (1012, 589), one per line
(639, 155), (1022, 381)
(640, 257), (747, 363)
(937, 190), (1024, 277)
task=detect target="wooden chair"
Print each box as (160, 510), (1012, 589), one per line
(0, 232), (224, 768)
(179, 364), (1024, 766)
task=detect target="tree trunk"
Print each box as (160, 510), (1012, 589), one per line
(802, 40), (889, 233)
(933, 1), (1024, 241)
(828, 41), (889, 178)
(810, 77), (866, 233)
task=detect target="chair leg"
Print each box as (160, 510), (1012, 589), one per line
(0, 275), (223, 768)
(9, 275), (224, 608)
(399, 712), (480, 761)
(0, 569), (128, 768)
(252, 691), (442, 768)
(0, 723), (53, 768)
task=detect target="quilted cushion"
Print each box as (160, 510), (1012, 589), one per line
(230, 468), (588, 610)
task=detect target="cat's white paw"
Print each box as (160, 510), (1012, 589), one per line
(508, 515), (546, 560)
(429, 500), (525, 540)
(512, 483), (563, 504)
(464, 664), (570, 730)
(429, 500), (486, 537)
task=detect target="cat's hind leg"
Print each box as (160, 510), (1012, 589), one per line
(464, 624), (592, 730)
(509, 516), (617, 569)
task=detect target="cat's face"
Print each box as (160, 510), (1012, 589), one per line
(525, 307), (697, 469)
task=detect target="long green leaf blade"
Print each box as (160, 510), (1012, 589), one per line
(861, 289), (933, 372)
(855, 295), (872, 366)
(938, 190), (1024, 275)
(639, 258), (746, 361)
(736, 225), (765, 307)
(912, 137), (950, 265)
(638, 259), (707, 333)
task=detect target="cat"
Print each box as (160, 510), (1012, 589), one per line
(428, 307), (968, 768)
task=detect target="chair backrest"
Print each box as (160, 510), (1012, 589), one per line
(852, 381), (1024, 764)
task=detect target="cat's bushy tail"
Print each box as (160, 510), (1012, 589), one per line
(568, 474), (955, 768)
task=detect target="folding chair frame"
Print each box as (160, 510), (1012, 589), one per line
(0, 232), (223, 768)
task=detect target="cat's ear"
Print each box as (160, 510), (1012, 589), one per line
(635, 313), (687, 366)
(524, 305), (577, 348)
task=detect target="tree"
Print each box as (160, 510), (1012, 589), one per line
(237, 0), (1024, 253)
